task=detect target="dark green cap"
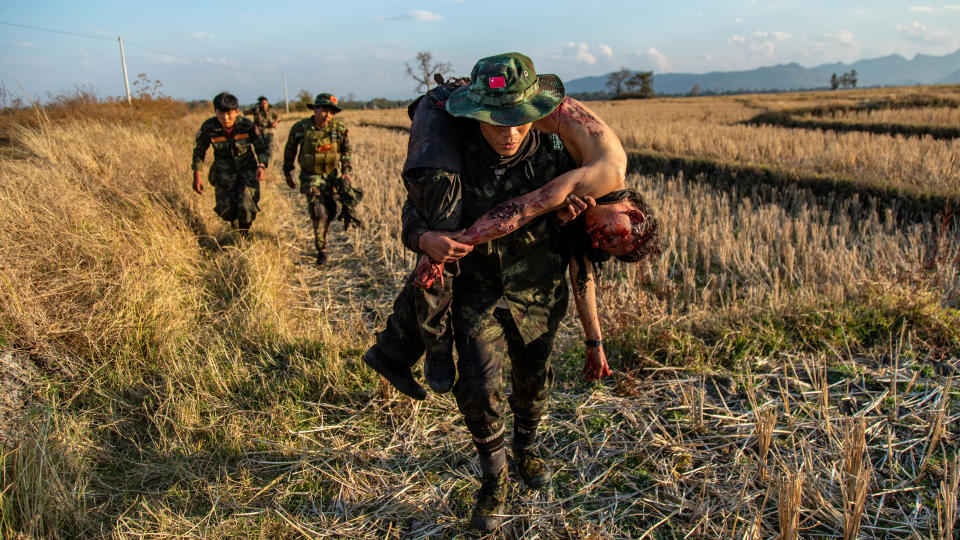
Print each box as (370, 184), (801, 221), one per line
(307, 93), (342, 113)
(445, 52), (564, 126)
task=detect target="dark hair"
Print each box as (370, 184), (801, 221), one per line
(257, 95), (268, 102)
(613, 190), (662, 263)
(213, 92), (239, 112)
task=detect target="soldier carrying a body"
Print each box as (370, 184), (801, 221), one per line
(282, 93), (363, 265)
(245, 96), (280, 166)
(192, 91), (267, 235)
(365, 53), (662, 531)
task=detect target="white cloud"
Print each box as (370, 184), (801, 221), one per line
(728, 30), (790, 59)
(203, 57), (228, 65)
(734, 17), (743, 23)
(555, 42), (597, 64)
(909, 5), (960, 12)
(598, 44), (613, 60)
(570, 42), (597, 64)
(750, 40), (776, 58)
(189, 32), (215, 39)
(17, 42), (34, 48)
(409, 9), (442, 21)
(637, 47), (670, 72)
(374, 10), (442, 21)
(822, 29), (857, 47)
(854, 8), (865, 14)
(699, 51), (713, 62)
(896, 21), (949, 43)
(155, 55), (190, 65)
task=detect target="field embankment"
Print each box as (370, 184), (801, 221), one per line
(0, 92), (958, 538)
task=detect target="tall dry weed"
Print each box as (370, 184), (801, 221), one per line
(840, 417), (871, 540)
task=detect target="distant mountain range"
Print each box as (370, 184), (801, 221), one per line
(565, 49), (960, 95)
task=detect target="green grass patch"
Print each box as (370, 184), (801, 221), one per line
(615, 284), (960, 373)
(745, 110), (960, 140)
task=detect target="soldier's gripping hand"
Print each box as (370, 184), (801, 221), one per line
(192, 170), (204, 195)
(284, 171), (296, 189)
(418, 231), (473, 263)
(256, 165), (266, 182)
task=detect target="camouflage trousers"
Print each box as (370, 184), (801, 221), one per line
(257, 131), (274, 167)
(452, 301), (556, 442)
(211, 168), (260, 226)
(400, 167), (462, 358)
(364, 267), (455, 372)
(299, 173), (364, 253)
(301, 176), (338, 252)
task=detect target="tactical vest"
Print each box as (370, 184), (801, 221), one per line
(298, 120), (343, 175)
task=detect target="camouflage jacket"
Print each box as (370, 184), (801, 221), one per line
(245, 106), (280, 131)
(403, 126), (574, 344)
(191, 116), (264, 172)
(282, 117), (352, 177)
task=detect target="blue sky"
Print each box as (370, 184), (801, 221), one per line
(2, 1), (959, 103)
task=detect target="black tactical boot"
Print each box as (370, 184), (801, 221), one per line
(514, 445), (552, 489)
(471, 467), (508, 532)
(362, 350), (427, 400)
(236, 221), (251, 238)
(424, 348), (455, 393)
(315, 249), (328, 266)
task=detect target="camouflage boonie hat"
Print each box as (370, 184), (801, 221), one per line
(307, 93), (342, 113)
(446, 52), (564, 126)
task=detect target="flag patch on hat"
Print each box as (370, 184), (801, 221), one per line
(488, 76), (506, 88)
(330, 96), (338, 104)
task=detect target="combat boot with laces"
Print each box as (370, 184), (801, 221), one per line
(471, 467), (508, 532)
(514, 445), (552, 489)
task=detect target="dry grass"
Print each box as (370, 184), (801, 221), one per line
(0, 91), (958, 538)
(593, 86), (960, 200)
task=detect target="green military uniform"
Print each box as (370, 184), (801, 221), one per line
(366, 52), (573, 532)
(282, 97), (362, 257)
(192, 115), (265, 228)
(245, 104), (280, 165)
(371, 126), (573, 408)
(451, 126), (573, 436)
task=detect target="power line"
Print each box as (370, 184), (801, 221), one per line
(0, 20), (113, 41)
(123, 40), (278, 75)
(0, 19), (278, 76)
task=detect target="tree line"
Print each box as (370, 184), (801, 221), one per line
(605, 67), (656, 99)
(830, 70), (858, 90)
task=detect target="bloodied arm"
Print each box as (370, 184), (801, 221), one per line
(569, 255), (612, 381)
(457, 97), (626, 246)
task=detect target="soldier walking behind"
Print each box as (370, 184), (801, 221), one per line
(245, 95), (280, 166)
(282, 93), (363, 265)
(192, 91), (267, 235)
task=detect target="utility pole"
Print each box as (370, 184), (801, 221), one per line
(282, 72), (289, 114)
(118, 36), (132, 105)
